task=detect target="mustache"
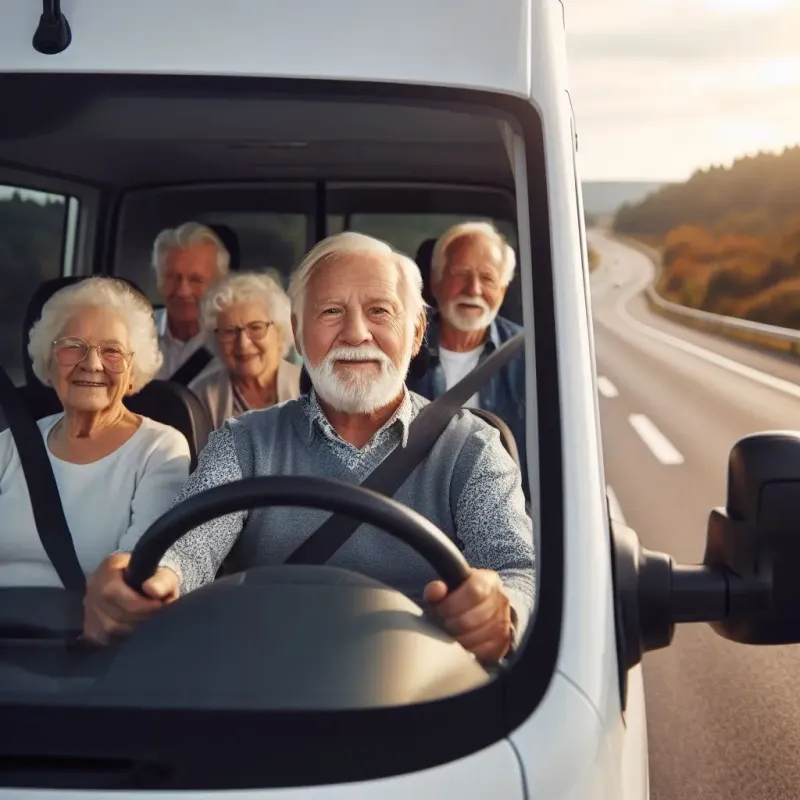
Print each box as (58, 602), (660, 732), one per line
(452, 295), (491, 312)
(325, 345), (393, 367)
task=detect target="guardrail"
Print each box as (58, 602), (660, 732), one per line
(614, 234), (800, 358)
(644, 285), (800, 356)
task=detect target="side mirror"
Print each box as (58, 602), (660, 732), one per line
(704, 431), (800, 644)
(613, 431), (800, 678)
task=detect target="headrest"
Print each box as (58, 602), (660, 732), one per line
(22, 275), (148, 385)
(208, 223), (241, 271)
(414, 238), (437, 307)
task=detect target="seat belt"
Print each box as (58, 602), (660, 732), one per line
(0, 367), (86, 592)
(169, 346), (213, 387)
(285, 331), (525, 565)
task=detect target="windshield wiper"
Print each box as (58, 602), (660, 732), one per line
(32, 0), (72, 56)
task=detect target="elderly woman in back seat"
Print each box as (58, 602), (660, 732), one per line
(0, 277), (191, 589)
(188, 271), (301, 429)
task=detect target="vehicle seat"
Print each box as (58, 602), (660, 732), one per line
(207, 223), (241, 271)
(466, 408), (520, 470)
(414, 238), (437, 307)
(18, 276), (213, 471)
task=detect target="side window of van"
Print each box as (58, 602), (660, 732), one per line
(113, 187), (316, 304)
(0, 185), (78, 384)
(195, 212), (308, 280)
(340, 213), (518, 262)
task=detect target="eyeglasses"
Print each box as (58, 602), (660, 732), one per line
(52, 338), (133, 374)
(214, 321), (273, 343)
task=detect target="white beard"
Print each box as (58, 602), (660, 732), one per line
(440, 295), (499, 332)
(306, 344), (411, 415)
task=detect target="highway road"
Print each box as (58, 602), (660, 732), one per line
(590, 229), (800, 800)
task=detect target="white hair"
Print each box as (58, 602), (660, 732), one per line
(431, 221), (516, 287)
(151, 221), (230, 286)
(27, 277), (162, 393)
(287, 231), (425, 347)
(200, 271), (293, 358)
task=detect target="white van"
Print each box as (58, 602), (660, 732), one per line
(1, 1), (798, 798)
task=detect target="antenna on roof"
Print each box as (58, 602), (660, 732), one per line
(32, 0), (72, 56)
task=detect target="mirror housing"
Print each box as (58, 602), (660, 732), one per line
(612, 430), (799, 686)
(704, 431), (800, 644)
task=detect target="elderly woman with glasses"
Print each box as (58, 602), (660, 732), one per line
(0, 277), (191, 590)
(188, 272), (301, 430)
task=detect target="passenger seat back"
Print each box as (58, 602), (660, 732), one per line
(414, 238), (438, 307)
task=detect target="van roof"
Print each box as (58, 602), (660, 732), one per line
(1, 0), (543, 96)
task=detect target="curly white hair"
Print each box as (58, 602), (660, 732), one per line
(27, 277), (162, 393)
(200, 271), (294, 357)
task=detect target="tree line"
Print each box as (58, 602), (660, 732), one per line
(612, 146), (800, 329)
(0, 191), (66, 375)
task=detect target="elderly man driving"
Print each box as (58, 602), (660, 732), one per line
(83, 232), (535, 665)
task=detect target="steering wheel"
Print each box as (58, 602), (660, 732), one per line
(124, 476), (472, 593)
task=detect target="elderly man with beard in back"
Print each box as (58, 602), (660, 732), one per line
(81, 231), (535, 666)
(407, 221), (529, 493)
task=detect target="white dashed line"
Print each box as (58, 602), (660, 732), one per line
(606, 485), (626, 525)
(597, 376), (619, 398)
(629, 414), (684, 465)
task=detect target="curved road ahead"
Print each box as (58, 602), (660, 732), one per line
(590, 230), (800, 800)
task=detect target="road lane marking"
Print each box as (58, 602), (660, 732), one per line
(609, 251), (800, 401)
(597, 376), (619, 398)
(606, 485), (626, 525)
(628, 414), (684, 465)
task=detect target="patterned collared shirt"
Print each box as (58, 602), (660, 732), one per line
(159, 388), (536, 644)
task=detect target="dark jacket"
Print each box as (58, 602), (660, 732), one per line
(407, 310), (529, 495)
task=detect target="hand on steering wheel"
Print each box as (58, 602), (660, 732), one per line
(82, 553), (178, 646)
(84, 476), (474, 648)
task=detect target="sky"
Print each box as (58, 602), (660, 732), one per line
(564, 0), (800, 181)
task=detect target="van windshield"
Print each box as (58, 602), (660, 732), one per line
(0, 72), (561, 791)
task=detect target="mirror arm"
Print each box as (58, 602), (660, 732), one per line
(614, 521), (771, 673)
(670, 563), (769, 623)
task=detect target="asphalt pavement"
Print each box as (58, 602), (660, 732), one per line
(590, 229), (800, 800)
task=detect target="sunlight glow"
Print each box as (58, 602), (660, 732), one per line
(566, 0), (800, 179)
(715, 118), (795, 162)
(702, 0), (787, 13)
(756, 58), (800, 87)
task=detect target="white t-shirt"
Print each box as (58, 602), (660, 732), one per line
(438, 345), (482, 408)
(154, 307), (208, 380)
(0, 414), (191, 588)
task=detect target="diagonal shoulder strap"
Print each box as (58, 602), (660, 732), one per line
(0, 367), (86, 592)
(285, 332), (525, 565)
(169, 346), (213, 387)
